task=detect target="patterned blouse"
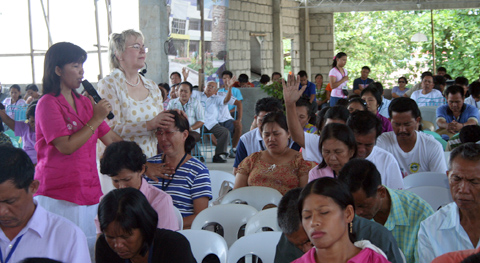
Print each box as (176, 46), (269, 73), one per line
(97, 68), (163, 158)
(237, 151), (316, 195)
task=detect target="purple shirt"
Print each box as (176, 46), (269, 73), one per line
(0, 202), (91, 263)
(35, 92), (110, 205)
(377, 112), (393, 133)
(95, 178), (179, 232)
(14, 120), (37, 164)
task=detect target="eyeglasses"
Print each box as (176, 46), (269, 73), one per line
(398, 81), (406, 84)
(127, 44), (148, 53)
(156, 129), (179, 137)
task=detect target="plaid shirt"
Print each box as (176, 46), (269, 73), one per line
(379, 187), (434, 263)
(167, 97), (204, 132)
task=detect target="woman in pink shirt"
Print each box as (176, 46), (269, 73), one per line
(95, 141), (179, 232)
(293, 177), (390, 263)
(35, 42), (122, 255)
(308, 123), (357, 181)
(329, 52), (349, 106)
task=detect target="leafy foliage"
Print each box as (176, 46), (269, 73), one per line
(334, 9), (480, 88)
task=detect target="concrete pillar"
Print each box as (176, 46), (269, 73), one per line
(299, 7), (311, 78)
(309, 12), (334, 78)
(139, 0), (169, 84)
(237, 87), (268, 134)
(272, 0), (284, 74)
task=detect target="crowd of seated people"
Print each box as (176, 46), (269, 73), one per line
(3, 28), (480, 263)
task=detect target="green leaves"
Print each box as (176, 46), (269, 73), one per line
(334, 9), (480, 86)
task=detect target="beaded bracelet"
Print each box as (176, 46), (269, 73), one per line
(85, 123), (95, 134)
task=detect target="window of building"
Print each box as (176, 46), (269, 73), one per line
(172, 18), (186, 34)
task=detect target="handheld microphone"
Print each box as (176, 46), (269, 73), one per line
(82, 80), (114, 120)
(140, 63), (147, 76)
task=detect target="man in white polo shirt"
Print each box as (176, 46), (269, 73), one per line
(376, 97), (447, 176)
(0, 146), (90, 263)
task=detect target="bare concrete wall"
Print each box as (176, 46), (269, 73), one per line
(309, 13), (334, 80)
(139, 0), (169, 84)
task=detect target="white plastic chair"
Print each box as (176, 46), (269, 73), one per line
(209, 170), (235, 205)
(419, 106), (440, 129)
(227, 232), (282, 263)
(444, 151), (450, 167)
(245, 207), (280, 235)
(403, 172), (449, 190)
(173, 206), (184, 230)
(191, 204), (258, 247)
(179, 230), (228, 263)
(406, 186), (453, 211)
(220, 186), (283, 211)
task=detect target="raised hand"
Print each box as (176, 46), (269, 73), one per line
(282, 74), (305, 105)
(182, 67), (190, 81)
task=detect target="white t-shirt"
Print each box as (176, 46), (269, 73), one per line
(302, 132), (323, 163)
(410, 89), (445, 107)
(465, 95), (480, 109)
(366, 146), (404, 189)
(376, 131), (447, 175)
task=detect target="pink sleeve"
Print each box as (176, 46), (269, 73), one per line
(36, 96), (72, 144)
(152, 193), (180, 231)
(97, 121), (111, 138)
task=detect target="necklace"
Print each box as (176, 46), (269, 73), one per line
(125, 75), (140, 87)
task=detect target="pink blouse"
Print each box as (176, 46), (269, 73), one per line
(329, 67), (349, 98)
(308, 166), (335, 182)
(292, 247), (391, 263)
(95, 178), (179, 232)
(35, 92), (110, 205)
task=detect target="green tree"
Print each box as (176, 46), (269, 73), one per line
(334, 9), (480, 88)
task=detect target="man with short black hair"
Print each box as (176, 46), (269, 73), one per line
(338, 159), (434, 263)
(455, 76), (470, 96)
(0, 146), (90, 262)
(465, 82), (480, 108)
(167, 81), (204, 133)
(219, 70), (243, 157)
(411, 73), (444, 107)
(271, 72), (283, 83)
(405, 71), (433, 98)
(437, 67), (447, 76)
(274, 187), (404, 263)
(376, 97), (447, 176)
(353, 66), (374, 95)
(297, 70), (316, 103)
(436, 85), (479, 136)
(347, 111), (403, 189)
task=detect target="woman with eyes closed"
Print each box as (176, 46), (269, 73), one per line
(95, 188), (196, 263)
(146, 110), (212, 229)
(293, 177), (390, 263)
(234, 111), (316, 195)
(97, 29), (175, 190)
(308, 123), (357, 182)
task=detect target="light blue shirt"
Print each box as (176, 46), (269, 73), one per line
(417, 202), (480, 263)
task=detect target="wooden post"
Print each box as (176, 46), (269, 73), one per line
(431, 9), (436, 75)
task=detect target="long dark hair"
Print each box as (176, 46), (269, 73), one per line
(42, 42), (87, 97)
(332, 52), (347, 68)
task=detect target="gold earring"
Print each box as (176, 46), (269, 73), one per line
(349, 222), (353, 234)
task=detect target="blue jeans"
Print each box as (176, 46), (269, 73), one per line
(330, 96), (342, 106)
